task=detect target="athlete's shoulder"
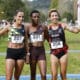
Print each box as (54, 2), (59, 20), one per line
(24, 22), (31, 31)
(24, 22), (31, 27)
(41, 23), (48, 30)
(58, 22), (66, 29)
(47, 23), (53, 29)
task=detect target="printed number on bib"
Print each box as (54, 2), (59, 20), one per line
(51, 41), (63, 49)
(30, 34), (43, 42)
(11, 35), (24, 43)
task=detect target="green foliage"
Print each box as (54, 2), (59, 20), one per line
(62, 12), (73, 22)
(0, 0), (5, 19)
(40, 13), (47, 22)
(50, 0), (58, 9)
(0, 0), (30, 21)
(3, 0), (25, 21)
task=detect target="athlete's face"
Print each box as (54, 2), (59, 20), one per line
(50, 12), (59, 24)
(14, 12), (24, 25)
(31, 13), (40, 25)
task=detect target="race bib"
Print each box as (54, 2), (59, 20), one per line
(11, 35), (24, 43)
(51, 41), (63, 49)
(30, 34), (43, 42)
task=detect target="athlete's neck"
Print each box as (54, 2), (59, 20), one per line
(51, 23), (58, 27)
(32, 23), (39, 27)
(13, 23), (22, 28)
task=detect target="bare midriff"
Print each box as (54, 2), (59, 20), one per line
(8, 42), (24, 49)
(29, 41), (44, 47)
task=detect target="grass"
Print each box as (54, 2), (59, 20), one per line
(65, 31), (80, 50)
(0, 31), (80, 76)
(0, 53), (80, 76)
(0, 36), (7, 52)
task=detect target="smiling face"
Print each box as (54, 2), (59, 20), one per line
(14, 11), (24, 25)
(49, 10), (59, 24)
(50, 12), (59, 23)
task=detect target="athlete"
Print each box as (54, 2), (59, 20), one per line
(25, 10), (48, 80)
(48, 9), (79, 80)
(0, 10), (28, 80)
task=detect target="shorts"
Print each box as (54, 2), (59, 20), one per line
(50, 44), (68, 59)
(51, 50), (67, 59)
(29, 46), (46, 61)
(6, 48), (26, 60)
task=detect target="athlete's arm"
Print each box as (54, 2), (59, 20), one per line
(0, 24), (10, 36)
(24, 23), (30, 64)
(24, 23), (30, 53)
(44, 25), (49, 42)
(62, 23), (79, 33)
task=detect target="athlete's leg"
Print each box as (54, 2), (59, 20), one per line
(38, 60), (46, 80)
(14, 59), (24, 80)
(50, 54), (59, 80)
(59, 54), (68, 80)
(6, 59), (15, 80)
(30, 60), (37, 80)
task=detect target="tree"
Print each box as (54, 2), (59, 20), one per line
(50, 0), (59, 9)
(0, 0), (30, 21)
(2, 0), (24, 21)
(0, 0), (5, 19)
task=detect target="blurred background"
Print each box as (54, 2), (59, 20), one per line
(0, 0), (80, 80)
(0, 0), (78, 23)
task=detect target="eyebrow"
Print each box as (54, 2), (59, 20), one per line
(33, 16), (40, 17)
(19, 16), (24, 17)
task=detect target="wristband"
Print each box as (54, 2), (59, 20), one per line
(27, 52), (30, 56)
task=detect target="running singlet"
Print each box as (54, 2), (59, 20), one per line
(8, 25), (25, 43)
(48, 25), (66, 49)
(29, 26), (44, 43)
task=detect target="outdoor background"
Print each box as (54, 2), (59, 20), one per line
(0, 0), (80, 78)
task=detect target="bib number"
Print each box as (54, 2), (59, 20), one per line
(30, 34), (43, 42)
(11, 35), (24, 43)
(51, 41), (63, 49)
